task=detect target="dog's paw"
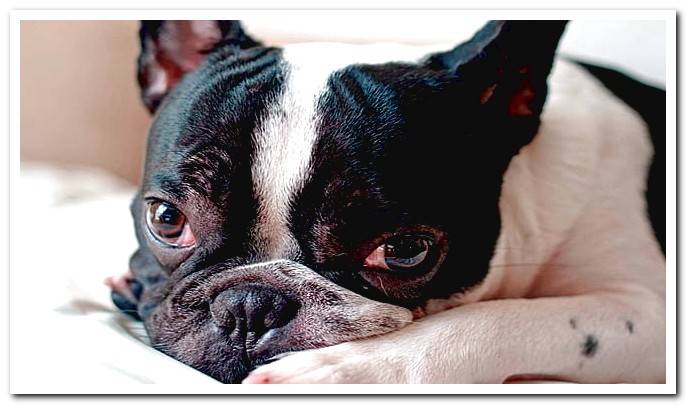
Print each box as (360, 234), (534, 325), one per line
(104, 271), (143, 320)
(242, 339), (414, 384)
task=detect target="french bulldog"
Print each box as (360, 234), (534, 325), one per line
(106, 19), (666, 384)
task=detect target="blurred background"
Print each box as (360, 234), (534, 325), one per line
(20, 19), (666, 186)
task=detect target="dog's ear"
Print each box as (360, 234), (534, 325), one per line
(137, 20), (261, 113)
(426, 20), (567, 147)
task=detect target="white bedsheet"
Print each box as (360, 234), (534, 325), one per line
(10, 165), (218, 393)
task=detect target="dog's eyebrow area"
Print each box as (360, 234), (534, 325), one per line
(143, 173), (186, 200)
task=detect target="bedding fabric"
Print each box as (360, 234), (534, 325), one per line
(11, 165), (218, 392)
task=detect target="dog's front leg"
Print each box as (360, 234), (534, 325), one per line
(243, 290), (664, 384)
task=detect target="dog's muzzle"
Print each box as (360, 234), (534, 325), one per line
(142, 260), (413, 382)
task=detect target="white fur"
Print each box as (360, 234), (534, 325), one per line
(245, 58), (666, 384)
(250, 43), (450, 259)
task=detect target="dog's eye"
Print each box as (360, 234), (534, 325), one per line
(364, 234), (434, 272)
(146, 201), (195, 247)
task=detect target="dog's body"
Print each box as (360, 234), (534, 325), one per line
(239, 58), (666, 384)
(108, 20), (665, 383)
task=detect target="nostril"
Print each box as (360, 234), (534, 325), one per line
(262, 293), (299, 331)
(209, 292), (237, 331)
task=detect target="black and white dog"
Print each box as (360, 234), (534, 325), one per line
(107, 20), (666, 383)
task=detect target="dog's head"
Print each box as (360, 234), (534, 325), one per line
(126, 20), (566, 383)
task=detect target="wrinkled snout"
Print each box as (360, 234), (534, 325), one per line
(142, 259), (413, 383)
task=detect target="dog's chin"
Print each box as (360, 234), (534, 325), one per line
(152, 337), (282, 383)
(200, 355), (278, 384)
(145, 307), (298, 384)
(197, 356), (254, 384)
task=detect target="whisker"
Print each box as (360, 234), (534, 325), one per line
(377, 275), (389, 296)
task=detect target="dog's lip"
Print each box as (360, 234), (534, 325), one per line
(214, 319), (276, 364)
(245, 328), (282, 362)
(244, 328), (298, 369)
(247, 329), (276, 355)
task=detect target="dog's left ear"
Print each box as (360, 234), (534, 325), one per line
(137, 20), (261, 113)
(426, 20), (568, 147)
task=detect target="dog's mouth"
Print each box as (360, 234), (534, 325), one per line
(143, 295), (300, 383)
(146, 317), (287, 383)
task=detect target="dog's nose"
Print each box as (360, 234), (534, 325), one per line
(209, 284), (299, 336)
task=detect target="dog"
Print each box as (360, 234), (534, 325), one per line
(106, 19), (666, 383)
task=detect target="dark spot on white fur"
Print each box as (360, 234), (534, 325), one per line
(581, 335), (599, 358)
(625, 320), (634, 334)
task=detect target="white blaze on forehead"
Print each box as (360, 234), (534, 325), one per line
(250, 42), (452, 259)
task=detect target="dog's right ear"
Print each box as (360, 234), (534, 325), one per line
(137, 20), (261, 113)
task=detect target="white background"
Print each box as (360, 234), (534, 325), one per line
(244, 18), (666, 87)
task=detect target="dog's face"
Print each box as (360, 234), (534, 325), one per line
(125, 20), (566, 383)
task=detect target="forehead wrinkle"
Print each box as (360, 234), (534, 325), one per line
(178, 47), (282, 115)
(144, 171), (189, 203)
(178, 145), (234, 197)
(182, 55), (284, 141)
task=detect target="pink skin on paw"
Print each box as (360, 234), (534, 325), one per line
(104, 270), (136, 302)
(242, 373), (275, 384)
